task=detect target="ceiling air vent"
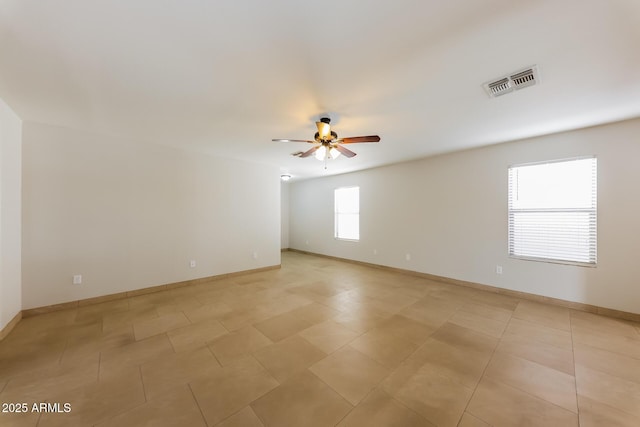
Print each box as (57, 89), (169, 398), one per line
(484, 65), (539, 98)
(510, 68), (537, 89)
(487, 78), (513, 97)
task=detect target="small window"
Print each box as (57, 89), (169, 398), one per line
(508, 157), (597, 265)
(335, 187), (359, 241)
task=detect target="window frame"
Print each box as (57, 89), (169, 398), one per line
(334, 186), (360, 241)
(507, 156), (597, 267)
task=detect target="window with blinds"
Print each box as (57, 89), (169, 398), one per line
(335, 186), (359, 241)
(508, 157), (597, 265)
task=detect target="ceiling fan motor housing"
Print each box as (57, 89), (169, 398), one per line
(314, 130), (338, 142)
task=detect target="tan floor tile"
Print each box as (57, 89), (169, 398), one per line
(513, 300), (571, 331)
(189, 357), (278, 426)
(298, 320), (360, 354)
(183, 301), (233, 323)
(10, 309), (78, 336)
(380, 344), (435, 396)
(337, 388), (432, 427)
(253, 335), (327, 382)
(133, 311), (190, 341)
(0, 410), (41, 426)
(216, 406), (264, 427)
(6, 252), (640, 427)
(572, 325), (640, 359)
(368, 293), (419, 314)
(208, 325), (272, 365)
(575, 364), (640, 417)
(375, 314), (434, 345)
(140, 347), (220, 400)
(310, 346), (389, 405)
(167, 318), (228, 353)
(458, 412), (491, 427)
(194, 288), (230, 306)
(287, 302), (340, 325)
(303, 280), (351, 297)
(467, 377), (579, 427)
(430, 322), (499, 357)
(61, 325), (136, 364)
(253, 312), (314, 342)
(99, 334), (175, 377)
(459, 301), (514, 322)
(75, 299), (130, 323)
(321, 289), (374, 312)
(0, 353), (100, 403)
(571, 310), (640, 339)
(469, 291), (520, 311)
(400, 302), (454, 329)
(94, 385), (206, 427)
(155, 295), (203, 316)
(578, 394), (640, 427)
(505, 317), (573, 350)
(485, 352), (577, 412)
(128, 292), (176, 310)
(36, 321), (104, 350)
(497, 332), (575, 375)
(255, 294), (312, 318)
(38, 368), (146, 427)
(349, 330), (418, 370)
(394, 363), (474, 427)
(449, 310), (507, 338)
(101, 306), (159, 333)
(0, 339), (68, 382)
(333, 308), (390, 334)
(574, 342), (640, 384)
(250, 371), (352, 427)
(415, 337), (491, 389)
(218, 307), (265, 331)
(425, 290), (469, 311)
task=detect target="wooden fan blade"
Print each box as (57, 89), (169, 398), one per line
(299, 146), (320, 158)
(272, 139), (316, 143)
(337, 135), (381, 144)
(333, 144), (357, 158)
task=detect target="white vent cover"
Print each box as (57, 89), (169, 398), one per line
(484, 66), (539, 97)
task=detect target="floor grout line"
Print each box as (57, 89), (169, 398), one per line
(187, 383), (209, 426)
(459, 304), (516, 425)
(569, 310), (582, 426)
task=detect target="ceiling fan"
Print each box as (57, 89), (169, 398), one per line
(272, 117), (380, 161)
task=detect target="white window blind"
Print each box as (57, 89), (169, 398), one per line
(508, 157), (597, 265)
(335, 187), (359, 240)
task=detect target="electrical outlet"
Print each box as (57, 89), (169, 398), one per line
(73, 275), (82, 285)
(190, 260), (196, 268)
(252, 251), (258, 260)
(496, 265), (503, 275)
(405, 253), (411, 261)
(373, 249), (378, 255)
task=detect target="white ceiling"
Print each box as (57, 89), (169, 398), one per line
(1, 0), (640, 180)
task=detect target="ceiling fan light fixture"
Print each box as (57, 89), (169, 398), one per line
(280, 174), (292, 181)
(329, 146), (341, 159)
(315, 145), (327, 160)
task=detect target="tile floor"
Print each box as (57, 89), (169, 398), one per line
(1, 251), (640, 426)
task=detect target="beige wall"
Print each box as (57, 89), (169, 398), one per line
(0, 98), (22, 330)
(22, 122), (281, 309)
(289, 118), (640, 315)
(281, 182), (289, 249)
